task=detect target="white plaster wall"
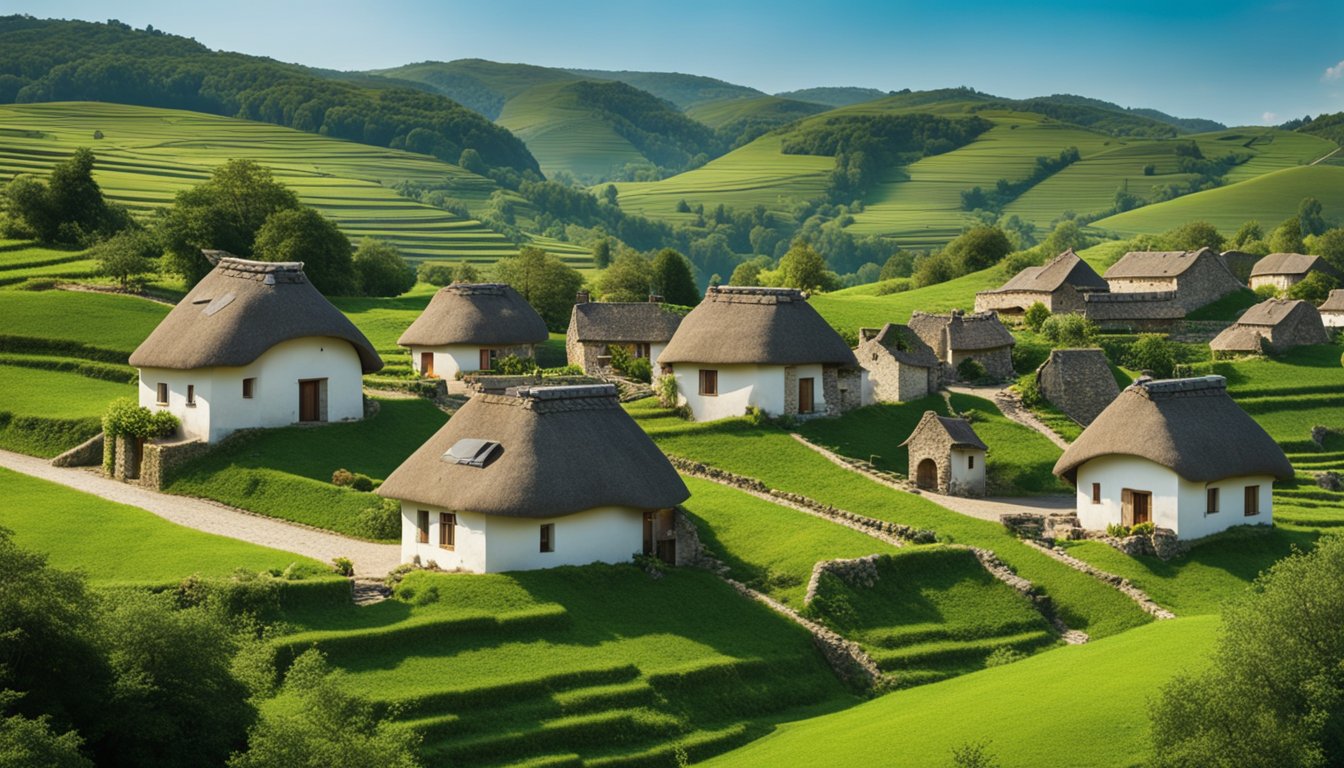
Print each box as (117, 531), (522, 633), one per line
(1248, 275), (1296, 292)
(483, 506), (645, 572)
(673, 363), (786, 421)
(1108, 278), (1178, 294)
(949, 447), (986, 494)
(139, 337), (364, 443)
(1321, 312), (1344, 328)
(408, 344), (487, 379)
(401, 505), (489, 572)
(649, 343), (668, 365)
(1073, 455), (1181, 532)
(793, 363), (825, 413)
(1175, 474), (1275, 539)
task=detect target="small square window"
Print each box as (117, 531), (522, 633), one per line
(1091, 483), (1101, 504)
(156, 382), (168, 405)
(699, 369), (718, 396)
(1207, 487), (1220, 515)
(416, 510), (429, 544)
(242, 378), (256, 399)
(540, 523), (555, 553)
(186, 384), (196, 406)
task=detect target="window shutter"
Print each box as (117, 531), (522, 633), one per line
(1121, 488), (1134, 527)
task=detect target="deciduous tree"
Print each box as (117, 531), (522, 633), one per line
(650, 248), (700, 305)
(492, 247), (584, 331)
(252, 208), (356, 296)
(352, 238), (414, 297)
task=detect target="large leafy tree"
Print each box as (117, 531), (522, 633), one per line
(492, 246), (584, 331)
(1, 148), (128, 244)
(252, 208), (357, 297)
(352, 238), (415, 297)
(596, 252), (652, 302)
(1163, 220), (1225, 252)
(777, 242), (841, 292)
(945, 225), (1013, 272)
(649, 248), (700, 305)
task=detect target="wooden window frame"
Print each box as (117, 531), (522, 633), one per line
(185, 384), (196, 407)
(1091, 483), (1101, 504)
(968, 454), (975, 470)
(438, 512), (456, 550)
(242, 378), (255, 399)
(1206, 487), (1220, 515)
(416, 510), (429, 544)
(540, 523), (555, 553)
(699, 369), (718, 397)
(1244, 485), (1260, 517)
(156, 382), (168, 405)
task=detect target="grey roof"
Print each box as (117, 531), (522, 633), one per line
(909, 310), (1015, 352)
(1210, 298), (1328, 352)
(377, 384), (690, 518)
(900, 410), (989, 451)
(398, 283), (548, 348)
(1104, 248), (1218, 279)
(1320, 289), (1344, 313)
(1250, 252), (1338, 278)
(1053, 376), (1293, 483)
(987, 249), (1109, 294)
(570, 302), (685, 344)
(1081, 291), (1185, 321)
(1207, 324), (1268, 353)
(868, 323), (940, 367)
(658, 286), (858, 367)
(1237, 297), (1315, 326)
(129, 257), (382, 373)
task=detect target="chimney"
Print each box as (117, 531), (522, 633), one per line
(575, 290), (590, 304)
(648, 294), (664, 303)
(859, 327), (879, 342)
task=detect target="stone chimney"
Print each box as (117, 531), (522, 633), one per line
(859, 327), (880, 342)
(576, 290), (591, 304)
(648, 294), (664, 303)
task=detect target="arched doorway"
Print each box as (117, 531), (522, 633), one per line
(915, 458), (938, 490)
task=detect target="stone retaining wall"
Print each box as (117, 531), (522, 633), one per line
(51, 432), (105, 467)
(1022, 539), (1175, 619)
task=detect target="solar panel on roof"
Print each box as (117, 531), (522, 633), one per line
(443, 438), (501, 467)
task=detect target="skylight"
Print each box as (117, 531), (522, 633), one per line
(443, 438), (501, 468)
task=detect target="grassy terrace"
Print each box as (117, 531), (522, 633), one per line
(627, 399), (1151, 639)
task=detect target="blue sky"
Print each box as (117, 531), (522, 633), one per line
(9, 0), (1344, 125)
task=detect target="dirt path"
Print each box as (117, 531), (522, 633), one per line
(944, 384), (1071, 450)
(0, 449), (400, 577)
(1310, 146), (1341, 166)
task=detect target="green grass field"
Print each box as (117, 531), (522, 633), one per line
(684, 95), (827, 130)
(705, 615), (1220, 768)
(497, 81), (649, 180)
(0, 466), (327, 585)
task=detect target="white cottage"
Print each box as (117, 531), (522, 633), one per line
(1053, 375), (1293, 540)
(399, 283), (548, 379)
(128, 258), (382, 443)
(1319, 289), (1344, 328)
(657, 286), (863, 422)
(377, 384), (690, 572)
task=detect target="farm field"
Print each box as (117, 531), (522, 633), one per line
(497, 81), (649, 179)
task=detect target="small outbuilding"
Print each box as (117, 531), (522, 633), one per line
(856, 323), (941, 402)
(1209, 298), (1329, 356)
(1034, 348), (1119, 427)
(901, 411), (988, 496)
(1053, 375), (1292, 540)
(1248, 252), (1342, 292)
(566, 296), (685, 375)
(399, 283), (548, 379)
(974, 249), (1109, 319)
(129, 257), (382, 444)
(378, 384), (691, 572)
(1320, 289), (1344, 328)
(657, 286), (863, 421)
(908, 310), (1016, 381)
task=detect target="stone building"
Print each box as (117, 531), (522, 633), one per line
(855, 323), (940, 402)
(565, 296), (685, 375)
(1218, 250), (1259, 283)
(901, 411), (988, 496)
(908, 310), (1016, 381)
(1080, 291), (1186, 331)
(973, 249), (1109, 319)
(1248, 252), (1342, 292)
(1034, 348), (1119, 427)
(1320, 289), (1344, 328)
(1054, 375), (1292, 540)
(1209, 298), (1329, 356)
(399, 283), (548, 379)
(379, 384), (690, 572)
(1101, 247), (1244, 313)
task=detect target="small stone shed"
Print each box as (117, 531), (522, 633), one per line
(855, 323), (940, 402)
(908, 310), (1015, 381)
(1034, 348), (1119, 427)
(566, 297), (685, 375)
(1320, 289), (1344, 328)
(1209, 298), (1329, 356)
(901, 411), (988, 497)
(399, 283), (548, 379)
(1248, 252), (1342, 292)
(973, 249), (1109, 318)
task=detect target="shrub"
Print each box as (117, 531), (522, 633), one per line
(1023, 302), (1050, 332)
(493, 354), (538, 375)
(1106, 523), (1130, 538)
(1040, 313), (1097, 347)
(1016, 372), (1044, 408)
(349, 474), (375, 493)
(984, 646), (1028, 668)
(951, 741), (1002, 768)
(540, 364), (585, 376)
(956, 357), (987, 382)
(657, 374), (678, 408)
(102, 397), (180, 440)
(624, 356), (652, 383)
(331, 557), (354, 577)
(357, 498), (400, 540)
(1253, 283), (1280, 300)
(352, 238), (415, 297)
(1287, 270), (1338, 304)
(1125, 334), (1177, 378)
(331, 468), (354, 487)
(1130, 521), (1156, 537)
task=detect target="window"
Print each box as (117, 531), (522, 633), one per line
(186, 385), (195, 406)
(242, 378), (255, 399)
(1207, 487), (1220, 515)
(540, 523), (555, 553)
(968, 454), (975, 470)
(1244, 485), (1260, 516)
(416, 510), (429, 544)
(1091, 483), (1101, 504)
(156, 382), (168, 405)
(438, 513), (456, 550)
(699, 369), (718, 396)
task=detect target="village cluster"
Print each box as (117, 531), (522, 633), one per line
(111, 245), (1340, 573)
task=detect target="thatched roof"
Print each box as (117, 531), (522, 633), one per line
(398, 283), (548, 348)
(866, 323), (940, 367)
(570, 302), (685, 343)
(1035, 348), (1119, 426)
(1104, 248), (1218, 279)
(986, 249), (1109, 294)
(377, 384), (689, 518)
(1237, 297), (1315, 326)
(1320, 289), (1344, 313)
(1053, 376), (1292, 484)
(1250, 252), (1338, 278)
(900, 411), (988, 451)
(658, 286), (857, 367)
(129, 257), (382, 373)
(909, 310), (1015, 352)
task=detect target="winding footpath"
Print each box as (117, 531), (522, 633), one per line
(0, 448), (400, 577)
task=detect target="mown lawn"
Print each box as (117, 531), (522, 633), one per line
(0, 466), (327, 585)
(0, 287), (168, 354)
(0, 363), (134, 418)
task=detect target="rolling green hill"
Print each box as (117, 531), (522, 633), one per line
(370, 58), (576, 119)
(776, 87), (889, 108)
(685, 95), (828, 132)
(563, 68), (763, 110)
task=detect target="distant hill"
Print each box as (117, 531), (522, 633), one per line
(0, 16), (539, 174)
(775, 87), (889, 108)
(1041, 94), (1226, 133)
(563, 68), (762, 110)
(371, 59), (575, 119)
(685, 96), (828, 149)
(1295, 112), (1344, 147)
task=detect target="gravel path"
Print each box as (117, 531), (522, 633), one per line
(945, 383), (1071, 450)
(0, 449), (400, 577)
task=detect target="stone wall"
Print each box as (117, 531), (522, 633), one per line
(804, 554), (881, 605)
(1172, 256), (1245, 313)
(783, 366), (799, 415)
(51, 432), (105, 467)
(835, 367), (863, 412)
(950, 347), (1014, 381)
(134, 439), (211, 490)
(1035, 349), (1119, 426)
(856, 341), (935, 403)
(974, 287), (1086, 317)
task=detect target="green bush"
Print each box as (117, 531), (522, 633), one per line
(349, 474), (375, 493)
(331, 557), (354, 577)
(657, 374), (678, 408)
(956, 357), (987, 382)
(1023, 302), (1050, 333)
(1106, 523), (1130, 538)
(1040, 313), (1097, 347)
(331, 468), (353, 487)
(1016, 372), (1043, 409)
(493, 354), (538, 375)
(102, 397), (179, 440)
(1130, 522), (1156, 537)
(357, 498), (400, 540)
(1253, 284), (1280, 300)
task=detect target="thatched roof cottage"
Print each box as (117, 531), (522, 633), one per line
(1248, 253), (1342, 292)
(399, 283), (548, 379)
(566, 295), (685, 375)
(129, 257), (381, 444)
(379, 384), (690, 572)
(974, 249), (1109, 318)
(856, 323), (941, 402)
(1209, 298), (1329, 356)
(657, 286), (863, 421)
(1100, 247), (1244, 313)
(1034, 348), (1119, 427)
(908, 310), (1016, 381)
(1053, 375), (1291, 539)
(1320, 289), (1344, 328)
(901, 411), (988, 496)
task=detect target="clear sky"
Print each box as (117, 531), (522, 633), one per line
(7, 0), (1343, 126)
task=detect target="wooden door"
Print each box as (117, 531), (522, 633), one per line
(421, 352), (435, 378)
(798, 377), (815, 414)
(479, 348), (493, 371)
(299, 380), (320, 422)
(916, 458), (938, 489)
(1121, 489), (1152, 526)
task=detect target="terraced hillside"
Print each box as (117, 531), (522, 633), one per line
(0, 102), (594, 269)
(684, 95), (827, 132)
